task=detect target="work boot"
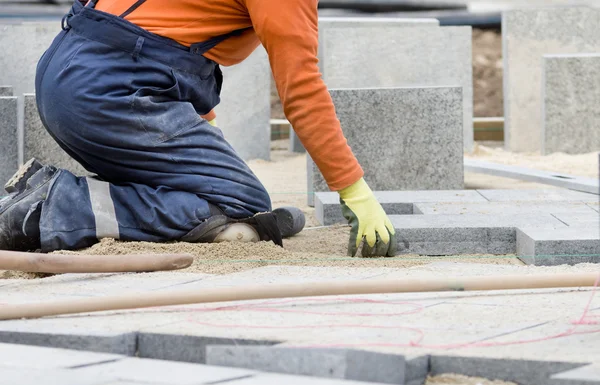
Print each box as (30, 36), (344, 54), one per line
(181, 204), (283, 247)
(0, 164), (59, 251)
(4, 158), (45, 194)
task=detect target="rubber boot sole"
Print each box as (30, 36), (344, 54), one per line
(5, 158), (44, 194)
(273, 206), (305, 238)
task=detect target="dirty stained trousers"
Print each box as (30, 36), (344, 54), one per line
(34, 0), (271, 251)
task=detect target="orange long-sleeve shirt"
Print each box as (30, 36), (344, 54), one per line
(95, 0), (363, 191)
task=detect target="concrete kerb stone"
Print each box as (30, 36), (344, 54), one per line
(430, 356), (587, 385)
(542, 53), (600, 155)
(0, 86), (13, 96)
(307, 87), (464, 206)
(502, 7), (600, 153)
(517, 227), (600, 266)
(205, 345), (415, 384)
(0, 96), (19, 188)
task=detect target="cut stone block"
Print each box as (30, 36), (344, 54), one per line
(221, 373), (390, 385)
(315, 190), (485, 225)
(517, 227), (600, 266)
(318, 22), (473, 152)
(289, 130), (306, 153)
(0, 342), (124, 369)
(0, 96), (19, 188)
(214, 46), (270, 161)
(502, 7), (600, 152)
(414, 202), (598, 216)
(476, 189), (598, 203)
(318, 17), (440, 28)
(307, 87), (464, 206)
(0, 86), (12, 96)
(0, 366), (113, 385)
(23, 94), (88, 175)
(205, 346), (407, 384)
(551, 364), (600, 385)
(551, 211), (600, 226)
(464, 159), (599, 195)
(137, 333), (279, 364)
(0, 22), (60, 97)
(542, 53), (600, 155)
(72, 357), (257, 385)
(390, 213), (566, 255)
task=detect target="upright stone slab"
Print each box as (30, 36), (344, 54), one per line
(318, 21), (473, 152)
(0, 22), (60, 97)
(542, 53), (600, 155)
(214, 46), (270, 161)
(308, 87), (463, 205)
(0, 86), (12, 97)
(23, 94), (88, 175)
(502, 7), (600, 152)
(0, 97), (19, 188)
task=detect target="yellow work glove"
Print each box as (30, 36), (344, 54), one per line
(338, 178), (397, 257)
(208, 119), (217, 127)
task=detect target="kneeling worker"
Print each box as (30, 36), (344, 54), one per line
(0, 0), (397, 257)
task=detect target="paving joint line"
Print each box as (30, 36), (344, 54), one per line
(550, 213), (570, 227)
(203, 374), (256, 384)
(68, 357), (123, 369)
(474, 189), (490, 202)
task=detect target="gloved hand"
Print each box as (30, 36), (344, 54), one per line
(207, 118), (217, 127)
(338, 178), (397, 257)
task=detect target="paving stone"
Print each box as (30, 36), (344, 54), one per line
(206, 346), (407, 384)
(222, 373), (390, 385)
(476, 189), (598, 203)
(137, 333), (279, 364)
(517, 227), (600, 266)
(0, 22), (60, 97)
(552, 211), (600, 226)
(502, 7), (600, 152)
(430, 356), (584, 385)
(318, 23), (472, 152)
(413, 202), (598, 215)
(542, 53), (600, 155)
(307, 87), (464, 206)
(551, 364), (600, 385)
(23, 94), (88, 175)
(405, 355), (430, 384)
(464, 159), (600, 195)
(72, 357), (257, 385)
(0, 96), (19, 187)
(214, 46), (270, 161)
(0, 342), (124, 369)
(390, 213), (566, 255)
(0, 85), (12, 96)
(0, 366), (112, 385)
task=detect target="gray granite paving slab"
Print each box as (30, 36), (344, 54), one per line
(308, 86), (464, 206)
(476, 189), (598, 202)
(502, 7), (600, 152)
(542, 53), (600, 155)
(464, 159), (600, 195)
(223, 373), (390, 385)
(0, 366), (113, 385)
(214, 46), (270, 161)
(0, 86), (12, 96)
(517, 227), (600, 266)
(551, 364), (600, 385)
(0, 342), (124, 369)
(0, 96), (18, 187)
(552, 212), (600, 226)
(319, 23), (473, 151)
(413, 202), (598, 215)
(72, 357), (257, 385)
(315, 190), (485, 225)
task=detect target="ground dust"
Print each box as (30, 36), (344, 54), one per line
(426, 373), (518, 385)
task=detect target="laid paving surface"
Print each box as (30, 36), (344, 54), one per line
(2, 264), (600, 384)
(316, 188), (600, 265)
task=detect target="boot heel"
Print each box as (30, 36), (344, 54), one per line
(5, 158), (44, 194)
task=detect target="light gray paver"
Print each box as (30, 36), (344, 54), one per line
(542, 53), (600, 155)
(551, 364), (600, 385)
(214, 45), (270, 161)
(318, 22), (473, 151)
(205, 346), (407, 384)
(0, 366), (112, 385)
(413, 202), (598, 215)
(502, 7), (600, 152)
(222, 373), (390, 385)
(464, 159), (599, 195)
(23, 94), (88, 175)
(476, 189), (598, 202)
(517, 227), (600, 266)
(308, 87), (464, 206)
(0, 85), (12, 96)
(0, 96), (19, 187)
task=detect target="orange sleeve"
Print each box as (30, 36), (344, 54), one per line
(245, 0), (363, 191)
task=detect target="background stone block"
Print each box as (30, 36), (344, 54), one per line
(502, 7), (600, 152)
(542, 53), (600, 155)
(23, 94), (88, 175)
(0, 86), (13, 96)
(318, 22), (473, 152)
(0, 96), (19, 188)
(308, 87), (464, 206)
(214, 46), (270, 161)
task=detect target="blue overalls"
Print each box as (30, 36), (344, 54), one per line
(34, 0), (271, 251)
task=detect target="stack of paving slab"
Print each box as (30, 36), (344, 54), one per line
(2, 266), (600, 384)
(303, 17), (471, 206)
(315, 188), (600, 265)
(503, 6), (600, 154)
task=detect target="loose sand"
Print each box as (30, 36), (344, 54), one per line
(426, 374), (518, 385)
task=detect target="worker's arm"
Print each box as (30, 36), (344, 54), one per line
(246, 0), (396, 257)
